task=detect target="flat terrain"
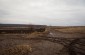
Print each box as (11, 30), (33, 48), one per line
(0, 26), (85, 55)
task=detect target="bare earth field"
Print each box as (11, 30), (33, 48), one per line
(0, 26), (85, 55)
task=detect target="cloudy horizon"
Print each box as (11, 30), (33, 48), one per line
(0, 0), (85, 26)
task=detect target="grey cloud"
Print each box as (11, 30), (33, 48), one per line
(0, 0), (85, 26)
(54, 0), (85, 6)
(66, 0), (85, 6)
(0, 9), (10, 18)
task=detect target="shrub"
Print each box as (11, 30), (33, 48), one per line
(0, 45), (32, 55)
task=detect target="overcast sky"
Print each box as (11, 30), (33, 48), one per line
(0, 0), (85, 26)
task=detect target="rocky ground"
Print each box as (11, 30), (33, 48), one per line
(0, 26), (85, 55)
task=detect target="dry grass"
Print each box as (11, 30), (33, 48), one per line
(55, 27), (85, 34)
(24, 30), (49, 38)
(0, 45), (32, 55)
(0, 26), (84, 55)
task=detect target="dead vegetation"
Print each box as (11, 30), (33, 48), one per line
(0, 26), (85, 55)
(23, 30), (49, 38)
(0, 45), (32, 55)
(54, 27), (85, 34)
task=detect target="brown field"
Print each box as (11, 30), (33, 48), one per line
(0, 26), (85, 55)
